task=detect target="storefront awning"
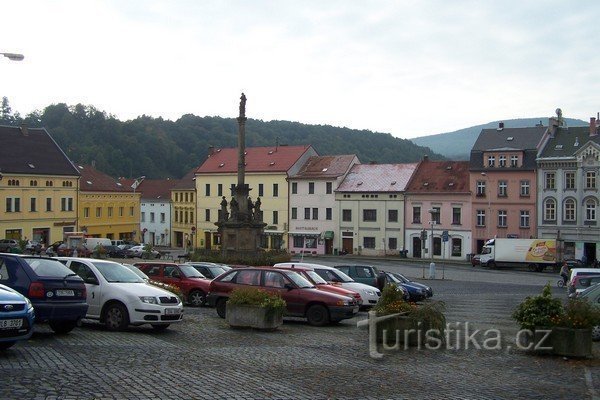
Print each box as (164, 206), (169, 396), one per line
(289, 231), (321, 237)
(323, 231), (334, 239)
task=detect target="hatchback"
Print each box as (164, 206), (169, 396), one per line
(0, 254), (88, 333)
(0, 283), (35, 350)
(335, 265), (380, 287)
(185, 262), (229, 280)
(58, 257), (183, 331)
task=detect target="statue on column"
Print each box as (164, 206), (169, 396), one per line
(239, 93), (247, 118)
(230, 197), (239, 221)
(220, 196), (229, 221)
(247, 196), (254, 222)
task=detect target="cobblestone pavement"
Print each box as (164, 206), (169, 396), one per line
(1, 272), (599, 399)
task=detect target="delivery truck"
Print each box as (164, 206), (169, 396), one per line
(479, 238), (559, 272)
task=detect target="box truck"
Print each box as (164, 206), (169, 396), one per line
(479, 238), (559, 272)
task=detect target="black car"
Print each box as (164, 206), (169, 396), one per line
(0, 254), (88, 333)
(102, 245), (127, 258)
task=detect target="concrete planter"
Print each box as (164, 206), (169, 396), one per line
(376, 316), (444, 347)
(551, 327), (592, 358)
(225, 303), (283, 331)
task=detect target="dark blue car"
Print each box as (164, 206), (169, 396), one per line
(0, 254), (88, 334)
(0, 283), (35, 350)
(380, 272), (431, 302)
(390, 272), (433, 298)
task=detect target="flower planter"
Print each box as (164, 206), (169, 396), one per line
(551, 327), (592, 358)
(225, 303), (283, 330)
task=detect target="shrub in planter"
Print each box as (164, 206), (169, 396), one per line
(225, 287), (286, 330)
(549, 299), (600, 357)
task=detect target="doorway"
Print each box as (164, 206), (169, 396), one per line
(342, 238), (353, 255)
(412, 237), (422, 258)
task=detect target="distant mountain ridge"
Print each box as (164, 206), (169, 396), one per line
(411, 118), (588, 160)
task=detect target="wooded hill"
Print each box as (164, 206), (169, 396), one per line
(0, 98), (443, 179)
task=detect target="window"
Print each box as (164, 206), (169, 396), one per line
(510, 155), (518, 167)
(293, 236), (304, 247)
(119, 207), (124, 217)
(235, 270), (261, 286)
(363, 237), (376, 249)
(565, 172), (576, 190)
(564, 199), (576, 221)
(185, 193), (189, 202)
(363, 209), (377, 222)
(326, 182), (332, 194)
(184, 211), (189, 224)
(150, 212), (155, 223)
(264, 271), (287, 289)
(585, 199), (597, 221)
(388, 209), (398, 222)
(451, 238), (462, 257)
(273, 183), (279, 197)
(499, 155), (506, 167)
(498, 210), (507, 227)
(203, 184), (209, 196)
(520, 211), (530, 228)
(430, 207), (440, 224)
(308, 182), (315, 194)
(290, 182), (297, 194)
(545, 172), (556, 189)
(273, 211), (279, 225)
(160, 213), (165, 223)
(5, 198), (19, 213)
(452, 207), (461, 225)
(413, 206), (421, 223)
(46, 198), (52, 212)
(108, 207), (113, 218)
(96, 207), (102, 218)
(291, 207), (297, 220)
(487, 155), (495, 167)
(218, 184), (223, 196)
(342, 209), (352, 222)
(175, 210), (179, 223)
(498, 181), (507, 197)
(476, 210), (486, 227)
(141, 212), (145, 222)
(326, 208), (332, 220)
(586, 171), (597, 189)
(520, 180), (530, 196)
(304, 208), (310, 220)
(129, 206), (134, 216)
(61, 198), (66, 211)
(304, 237), (317, 249)
(476, 181), (486, 196)
(30, 198), (36, 212)
(205, 209), (210, 222)
(259, 184), (264, 197)
(312, 208), (318, 220)
(388, 238), (397, 250)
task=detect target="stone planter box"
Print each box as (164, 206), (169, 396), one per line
(551, 327), (592, 358)
(376, 316), (443, 347)
(225, 303), (283, 330)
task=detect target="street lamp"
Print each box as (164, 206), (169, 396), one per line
(131, 176), (145, 193)
(1, 53), (24, 61)
(481, 172), (491, 241)
(427, 208), (436, 279)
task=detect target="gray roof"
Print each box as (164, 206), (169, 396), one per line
(0, 125), (80, 176)
(472, 126), (547, 151)
(538, 126), (600, 158)
(336, 163), (418, 192)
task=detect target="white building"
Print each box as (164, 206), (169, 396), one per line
(138, 179), (177, 246)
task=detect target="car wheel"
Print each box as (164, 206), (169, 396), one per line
(188, 290), (206, 307)
(306, 304), (330, 326)
(0, 341), (16, 350)
(49, 320), (78, 334)
(527, 263), (537, 272)
(151, 324), (170, 331)
(216, 298), (228, 318)
(487, 261), (496, 269)
(592, 325), (600, 341)
(104, 303), (130, 331)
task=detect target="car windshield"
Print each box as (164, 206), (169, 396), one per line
(481, 247), (492, 254)
(207, 266), (226, 277)
(386, 273), (403, 283)
(179, 265), (206, 278)
(122, 263), (149, 280)
(578, 283), (600, 298)
(305, 270), (327, 285)
(283, 271), (314, 288)
(24, 258), (78, 278)
(392, 273), (410, 283)
(315, 268), (354, 283)
(91, 261), (145, 283)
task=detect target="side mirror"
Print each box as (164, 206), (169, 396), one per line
(85, 276), (99, 285)
(284, 283), (294, 291)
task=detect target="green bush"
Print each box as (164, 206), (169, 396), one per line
(512, 284), (563, 331)
(228, 287), (286, 312)
(190, 249), (291, 266)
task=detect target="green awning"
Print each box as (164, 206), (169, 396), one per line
(323, 231), (334, 239)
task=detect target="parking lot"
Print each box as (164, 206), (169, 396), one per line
(1, 258), (599, 399)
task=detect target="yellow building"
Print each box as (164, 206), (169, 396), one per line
(0, 125), (79, 246)
(78, 165), (140, 241)
(195, 145), (317, 250)
(171, 169), (197, 251)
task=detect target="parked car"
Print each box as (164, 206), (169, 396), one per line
(274, 262), (381, 309)
(57, 257), (183, 331)
(207, 267), (359, 326)
(577, 283), (600, 341)
(102, 245), (127, 258)
(125, 245), (161, 259)
(389, 272), (433, 297)
(0, 283), (35, 350)
(335, 265), (379, 287)
(134, 262), (211, 306)
(272, 264), (363, 306)
(564, 258), (584, 269)
(185, 262), (229, 280)
(0, 239), (20, 253)
(471, 254), (481, 267)
(25, 240), (43, 254)
(0, 254), (88, 333)
(568, 275), (600, 298)
(45, 241), (92, 257)
(381, 272), (431, 301)
(568, 268), (600, 286)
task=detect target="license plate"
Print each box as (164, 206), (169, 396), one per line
(0, 319), (23, 329)
(353, 306), (359, 314)
(165, 308), (180, 315)
(56, 289), (75, 296)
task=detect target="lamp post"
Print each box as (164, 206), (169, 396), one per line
(1, 53), (24, 62)
(428, 208), (436, 279)
(481, 172), (491, 241)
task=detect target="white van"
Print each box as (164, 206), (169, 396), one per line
(83, 237), (112, 251)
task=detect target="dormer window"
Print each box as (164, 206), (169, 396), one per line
(487, 156), (495, 167)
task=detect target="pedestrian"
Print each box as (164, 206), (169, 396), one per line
(581, 254), (588, 266)
(559, 261), (569, 285)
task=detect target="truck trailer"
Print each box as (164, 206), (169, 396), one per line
(479, 238), (559, 272)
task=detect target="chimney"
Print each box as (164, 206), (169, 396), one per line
(20, 123), (28, 136)
(423, 155), (429, 161)
(91, 160), (96, 168)
(208, 145), (215, 156)
(591, 116), (599, 137)
(497, 122), (504, 131)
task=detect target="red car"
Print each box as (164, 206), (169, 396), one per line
(134, 262), (211, 306)
(207, 267), (359, 326)
(273, 264), (363, 306)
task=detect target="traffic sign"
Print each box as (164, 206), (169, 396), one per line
(442, 230), (449, 242)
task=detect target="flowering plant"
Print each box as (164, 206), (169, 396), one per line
(550, 299), (600, 329)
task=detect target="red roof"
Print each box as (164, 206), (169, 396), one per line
(196, 145), (315, 174)
(136, 179), (178, 200)
(291, 155), (358, 179)
(405, 160), (470, 193)
(78, 165), (131, 192)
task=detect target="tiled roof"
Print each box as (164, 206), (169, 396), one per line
(136, 179), (178, 200)
(291, 155), (358, 179)
(0, 125), (80, 176)
(172, 168), (197, 190)
(196, 145), (315, 174)
(405, 160), (470, 193)
(472, 126), (546, 151)
(77, 165), (131, 192)
(539, 126), (600, 158)
(336, 163), (418, 192)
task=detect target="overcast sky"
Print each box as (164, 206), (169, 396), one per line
(2, 1), (600, 139)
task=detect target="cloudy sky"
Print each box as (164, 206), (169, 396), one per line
(2, 1), (599, 138)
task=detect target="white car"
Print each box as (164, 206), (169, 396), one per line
(125, 245), (160, 259)
(274, 262), (381, 308)
(57, 257), (183, 331)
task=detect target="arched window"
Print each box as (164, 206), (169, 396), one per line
(544, 198), (556, 221)
(585, 198), (597, 222)
(563, 198), (576, 221)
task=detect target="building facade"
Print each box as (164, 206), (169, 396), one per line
(138, 179), (177, 246)
(171, 169), (197, 251)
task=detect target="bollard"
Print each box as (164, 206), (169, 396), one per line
(428, 262), (436, 279)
